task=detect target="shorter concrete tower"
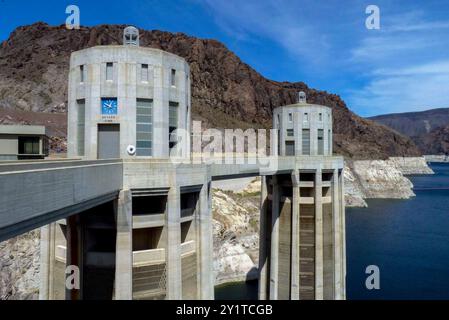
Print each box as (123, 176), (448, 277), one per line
(259, 93), (345, 300)
(273, 91), (333, 156)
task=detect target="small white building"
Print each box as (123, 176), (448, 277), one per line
(0, 125), (48, 160)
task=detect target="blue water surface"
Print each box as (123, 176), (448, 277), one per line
(215, 163), (449, 300)
(347, 163), (449, 299)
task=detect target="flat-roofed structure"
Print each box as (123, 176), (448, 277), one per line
(0, 125), (48, 160)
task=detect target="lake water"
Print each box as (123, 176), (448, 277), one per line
(347, 162), (449, 299)
(215, 163), (449, 300)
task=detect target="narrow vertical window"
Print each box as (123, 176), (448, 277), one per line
(318, 129), (324, 155)
(141, 64), (149, 82)
(171, 69), (176, 86)
(304, 112), (309, 121)
(285, 141), (295, 156)
(106, 62), (113, 81)
(80, 65), (84, 83)
(136, 99), (153, 156)
(288, 113), (293, 122)
(302, 129), (310, 155)
(77, 99), (85, 156)
(169, 101), (179, 149)
(319, 113), (323, 121)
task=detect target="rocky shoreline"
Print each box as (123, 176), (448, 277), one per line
(346, 156), (434, 208)
(424, 155), (449, 163)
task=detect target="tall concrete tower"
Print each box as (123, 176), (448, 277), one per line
(43, 27), (209, 301)
(258, 92), (345, 300)
(67, 26), (191, 159)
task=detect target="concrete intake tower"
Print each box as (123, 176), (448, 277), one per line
(34, 27), (346, 300)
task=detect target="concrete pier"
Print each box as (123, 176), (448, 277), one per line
(115, 189), (133, 300)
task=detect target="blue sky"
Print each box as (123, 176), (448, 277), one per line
(1, 0), (449, 117)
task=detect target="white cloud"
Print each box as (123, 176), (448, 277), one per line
(201, 0), (331, 65)
(349, 71), (449, 116)
(373, 60), (449, 76)
(348, 9), (449, 115)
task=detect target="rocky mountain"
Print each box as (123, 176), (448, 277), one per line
(0, 22), (421, 159)
(414, 125), (449, 155)
(370, 108), (449, 155)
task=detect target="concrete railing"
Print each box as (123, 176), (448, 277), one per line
(181, 240), (196, 256)
(55, 245), (66, 263)
(133, 248), (165, 266)
(133, 214), (165, 229)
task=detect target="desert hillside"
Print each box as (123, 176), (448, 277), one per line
(370, 108), (449, 155)
(0, 22), (421, 159)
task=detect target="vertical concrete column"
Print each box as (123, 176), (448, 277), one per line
(152, 65), (167, 157)
(166, 183), (182, 300)
(67, 63), (77, 158)
(291, 170), (300, 299)
(118, 62), (137, 159)
(199, 180), (214, 299)
(87, 63), (101, 159)
(270, 175), (280, 299)
(39, 223), (56, 300)
(293, 112), (301, 155)
(314, 167), (324, 299)
(258, 175), (268, 300)
(271, 115), (279, 156)
(115, 189), (133, 300)
(339, 169), (346, 299)
(279, 112), (286, 156)
(332, 168), (343, 299)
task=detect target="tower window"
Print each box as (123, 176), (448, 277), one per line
(318, 129), (324, 155)
(302, 129), (310, 155)
(288, 113), (293, 122)
(319, 113), (323, 121)
(287, 129), (294, 137)
(136, 99), (153, 156)
(304, 112), (309, 121)
(106, 62), (113, 81)
(171, 69), (176, 86)
(80, 65), (85, 83)
(169, 101), (179, 149)
(141, 64), (149, 82)
(285, 141), (295, 156)
(77, 99), (85, 156)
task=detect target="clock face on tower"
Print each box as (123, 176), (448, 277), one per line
(101, 98), (118, 115)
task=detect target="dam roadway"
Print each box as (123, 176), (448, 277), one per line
(0, 156), (343, 242)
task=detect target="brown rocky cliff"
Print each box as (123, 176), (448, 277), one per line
(0, 22), (420, 159)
